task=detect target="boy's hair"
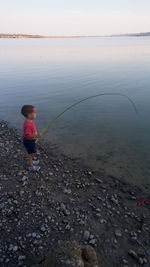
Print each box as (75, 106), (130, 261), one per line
(21, 105), (35, 118)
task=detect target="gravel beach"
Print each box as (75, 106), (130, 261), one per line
(0, 121), (150, 267)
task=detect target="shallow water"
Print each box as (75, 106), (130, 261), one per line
(0, 37), (150, 192)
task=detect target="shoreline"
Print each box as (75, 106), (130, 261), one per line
(0, 32), (150, 39)
(0, 121), (150, 266)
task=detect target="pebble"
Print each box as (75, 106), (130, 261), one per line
(60, 203), (66, 211)
(146, 249), (150, 256)
(84, 230), (90, 240)
(128, 249), (138, 259)
(40, 226), (46, 232)
(20, 190), (24, 196)
(18, 255), (26, 261)
(63, 188), (72, 194)
(96, 213), (101, 217)
(122, 258), (128, 264)
(115, 229), (122, 237)
(111, 196), (118, 205)
(13, 245), (18, 252)
(139, 257), (144, 264)
(32, 232), (37, 238)
(95, 178), (103, 183)
(89, 239), (96, 245)
(100, 219), (107, 224)
(21, 176), (27, 182)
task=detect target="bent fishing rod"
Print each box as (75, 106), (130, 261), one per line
(36, 93), (138, 142)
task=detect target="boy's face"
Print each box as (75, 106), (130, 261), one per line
(27, 108), (37, 120)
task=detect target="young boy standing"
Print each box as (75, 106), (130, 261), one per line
(21, 105), (41, 171)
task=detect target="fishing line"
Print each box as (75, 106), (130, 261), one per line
(36, 93), (138, 142)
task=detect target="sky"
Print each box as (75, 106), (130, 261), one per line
(0, 0), (150, 36)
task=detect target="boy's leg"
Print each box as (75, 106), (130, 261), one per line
(28, 154), (33, 167)
(28, 154), (40, 171)
(32, 153), (40, 165)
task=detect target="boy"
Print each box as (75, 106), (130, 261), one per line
(21, 105), (41, 171)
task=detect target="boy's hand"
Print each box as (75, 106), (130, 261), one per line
(37, 132), (42, 138)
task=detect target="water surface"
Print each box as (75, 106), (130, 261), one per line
(0, 37), (150, 192)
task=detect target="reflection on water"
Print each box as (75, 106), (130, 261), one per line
(0, 37), (150, 192)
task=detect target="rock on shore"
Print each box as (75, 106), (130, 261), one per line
(0, 121), (150, 267)
(34, 241), (99, 267)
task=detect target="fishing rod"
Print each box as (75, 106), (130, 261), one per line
(36, 93), (138, 142)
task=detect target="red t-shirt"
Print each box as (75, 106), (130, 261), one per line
(23, 120), (37, 140)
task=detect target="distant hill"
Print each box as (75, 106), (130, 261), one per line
(0, 33), (84, 38)
(0, 34), (44, 38)
(109, 32), (150, 37)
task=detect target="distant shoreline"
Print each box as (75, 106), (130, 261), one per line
(0, 32), (150, 38)
(0, 34), (88, 39)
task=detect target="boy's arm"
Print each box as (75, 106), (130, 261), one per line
(25, 133), (42, 139)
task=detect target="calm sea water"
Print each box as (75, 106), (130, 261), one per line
(0, 37), (150, 192)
